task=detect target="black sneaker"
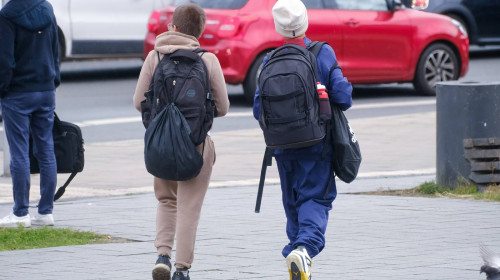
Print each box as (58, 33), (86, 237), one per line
(172, 269), (190, 280)
(152, 255), (172, 280)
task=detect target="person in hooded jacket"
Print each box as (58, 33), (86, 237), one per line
(0, 0), (60, 228)
(133, 3), (229, 280)
(253, 0), (353, 279)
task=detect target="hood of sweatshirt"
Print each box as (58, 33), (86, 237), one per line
(154, 31), (200, 54)
(0, 0), (55, 31)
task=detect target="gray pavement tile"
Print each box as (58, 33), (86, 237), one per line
(0, 179), (499, 279)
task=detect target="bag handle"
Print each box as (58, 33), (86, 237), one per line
(54, 172), (78, 201)
(269, 43), (309, 59)
(255, 147), (274, 213)
(170, 49), (201, 62)
(53, 112), (61, 124)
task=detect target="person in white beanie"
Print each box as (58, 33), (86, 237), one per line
(253, 0), (353, 279)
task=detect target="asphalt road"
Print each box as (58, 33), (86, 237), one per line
(54, 46), (500, 144)
(0, 46), (499, 200)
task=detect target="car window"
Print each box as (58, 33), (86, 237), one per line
(333, 0), (389, 11)
(173, 0), (249, 9)
(302, 0), (325, 9)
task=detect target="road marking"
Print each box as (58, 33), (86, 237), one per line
(353, 99), (435, 110)
(75, 116), (142, 128)
(357, 168), (436, 178)
(207, 168), (436, 188)
(0, 168), (435, 203)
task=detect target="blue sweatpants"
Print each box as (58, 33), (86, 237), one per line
(277, 158), (337, 258)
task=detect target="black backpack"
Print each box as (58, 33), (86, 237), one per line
(141, 49), (216, 180)
(257, 43), (325, 149)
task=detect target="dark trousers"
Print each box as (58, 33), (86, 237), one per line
(1, 91), (56, 216)
(277, 158), (337, 258)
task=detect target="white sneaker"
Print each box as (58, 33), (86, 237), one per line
(286, 247), (312, 280)
(0, 213), (31, 228)
(31, 213), (54, 226)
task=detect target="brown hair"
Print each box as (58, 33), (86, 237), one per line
(172, 3), (206, 39)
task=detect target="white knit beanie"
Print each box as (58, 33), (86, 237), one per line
(272, 0), (308, 38)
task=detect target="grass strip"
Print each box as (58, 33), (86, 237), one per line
(0, 226), (112, 251)
(358, 181), (500, 202)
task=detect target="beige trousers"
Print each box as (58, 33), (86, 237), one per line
(153, 136), (215, 269)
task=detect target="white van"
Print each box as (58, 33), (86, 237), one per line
(1, 0), (168, 60)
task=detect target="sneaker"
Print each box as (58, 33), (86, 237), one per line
(152, 254), (172, 280)
(286, 247), (312, 280)
(172, 269), (190, 280)
(31, 213), (54, 226)
(0, 213), (31, 228)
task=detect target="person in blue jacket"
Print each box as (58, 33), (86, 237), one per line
(253, 0), (353, 279)
(0, 0), (60, 228)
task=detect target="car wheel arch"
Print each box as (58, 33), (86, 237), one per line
(444, 13), (470, 36)
(431, 5), (477, 43)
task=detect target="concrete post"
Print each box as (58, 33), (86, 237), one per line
(436, 81), (500, 187)
(0, 124), (10, 177)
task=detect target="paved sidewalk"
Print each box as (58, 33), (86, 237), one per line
(0, 111), (437, 202)
(1, 108), (499, 279)
(0, 176), (499, 280)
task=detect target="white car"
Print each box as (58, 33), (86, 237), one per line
(1, 0), (168, 60)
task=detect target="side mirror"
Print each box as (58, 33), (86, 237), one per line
(411, 0), (429, 10)
(387, 0), (403, 12)
(401, 0), (429, 9)
(400, 0), (411, 8)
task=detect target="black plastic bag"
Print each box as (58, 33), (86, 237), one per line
(144, 103), (203, 181)
(331, 105), (361, 183)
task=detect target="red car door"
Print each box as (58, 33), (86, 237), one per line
(303, 1), (343, 57)
(332, 0), (413, 83)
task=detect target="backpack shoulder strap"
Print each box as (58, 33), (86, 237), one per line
(191, 48), (211, 99)
(328, 61), (342, 78)
(145, 51), (160, 98)
(307, 42), (343, 88)
(194, 48), (207, 54)
(307, 41), (326, 58)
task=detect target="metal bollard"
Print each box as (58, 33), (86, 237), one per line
(436, 81), (500, 187)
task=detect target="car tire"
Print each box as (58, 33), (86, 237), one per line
(243, 53), (266, 104)
(413, 43), (459, 96)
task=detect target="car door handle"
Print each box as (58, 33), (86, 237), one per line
(344, 19), (360, 27)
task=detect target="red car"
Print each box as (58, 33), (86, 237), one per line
(145, 0), (469, 102)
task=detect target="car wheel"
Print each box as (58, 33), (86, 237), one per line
(413, 43), (459, 96)
(243, 53), (266, 104)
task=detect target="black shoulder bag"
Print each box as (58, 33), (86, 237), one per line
(29, 112), (85, 201)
